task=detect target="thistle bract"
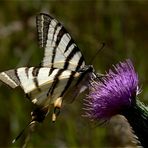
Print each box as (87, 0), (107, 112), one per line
(84, 59), (139, 121)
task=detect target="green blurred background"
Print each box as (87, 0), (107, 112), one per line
(0, 0), (148, 147)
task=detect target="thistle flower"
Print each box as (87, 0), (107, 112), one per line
(84, 59), (148, 147)
(84, 59), (139, 121)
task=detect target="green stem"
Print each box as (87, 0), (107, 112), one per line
(123, 99), (148, 147)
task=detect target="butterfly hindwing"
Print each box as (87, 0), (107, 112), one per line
(36, 13), (85, 71)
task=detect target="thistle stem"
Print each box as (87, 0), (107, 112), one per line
(123, 99), (148, 147)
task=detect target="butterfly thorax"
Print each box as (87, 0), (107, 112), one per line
(78, 65), (94, 73)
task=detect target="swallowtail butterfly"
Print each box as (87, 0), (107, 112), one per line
(0, 13), (97, 133)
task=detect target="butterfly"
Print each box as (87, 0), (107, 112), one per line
(0, 13), (97, 141)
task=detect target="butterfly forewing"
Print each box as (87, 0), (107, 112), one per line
(0, 67), (81, 106)
(36, 13), (85, 71)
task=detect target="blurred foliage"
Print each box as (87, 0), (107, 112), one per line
(0, 0), (148, 147)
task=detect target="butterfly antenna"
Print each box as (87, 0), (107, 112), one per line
(89, 42), (105, 65)
(12, 119), (35, 144)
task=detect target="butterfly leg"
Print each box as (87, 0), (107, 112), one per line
(52, 97), (62, 122)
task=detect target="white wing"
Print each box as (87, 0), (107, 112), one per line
(36, 13), (85, 71)
(0, 67), (81, 106)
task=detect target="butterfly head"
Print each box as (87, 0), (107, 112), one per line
(80, 65), (94, 73)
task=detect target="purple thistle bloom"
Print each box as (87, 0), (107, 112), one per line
(84, 59), (139, 121)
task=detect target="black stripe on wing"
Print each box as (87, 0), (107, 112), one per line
(60, 71), (76, 97)
(25, 67), (29, 78)
(36, 13), (85, 71)
(63, 46), (79, 69)
(75, 56), (84, 72)
(32, 67), (40, 77)
(64, 39), (73, 53)
(32, 67), (41, 91)
(48, 67), (56, 76)
(47, 69), (64, 96)
(14, 69), (21, 84)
